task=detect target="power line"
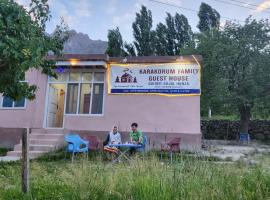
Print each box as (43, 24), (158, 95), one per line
(224, 0), (270, 10)
(149, 0), (244, 22)
(210, 0), (270, 14)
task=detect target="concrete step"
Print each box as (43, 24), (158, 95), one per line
(28, 139), (59, 145)
(7, 151), (47, 158)
(14, 144), (55, 152)
(7, 130), (66, 159)
(31, 128), (65, 134)
(29, 133), (64, 140)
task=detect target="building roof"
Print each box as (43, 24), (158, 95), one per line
(109, 55), (202, 63)
(47, 54), (108, 61)
(47, 54), (202, 63)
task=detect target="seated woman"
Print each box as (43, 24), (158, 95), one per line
(103, 126), (122, 154)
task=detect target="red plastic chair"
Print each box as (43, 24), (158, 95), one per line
(161, 137), (181, 163)
(83, 135), (102, 151)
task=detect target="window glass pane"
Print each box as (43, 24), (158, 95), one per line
(82, 73), (92, 82)
(91, 83), (104, 114)
(50, 73), (68, 82)
(2, 97), (13, 107)
(79, 84), (91, 114)
(94, 72), (104, 82)
(14, 98), (25, 107)
(66, 84), (79, 114)
(69, 72), (81, 82)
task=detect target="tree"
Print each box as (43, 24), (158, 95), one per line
(219, 18), (270, 133)
(0, 0), (68, 100)
(185, 17), (270, 133)
(165, 13), (175, 56)
(182, 30), (230, 117)
(106, 27), (125, 57)
(132, 5), (155, 56)
(198, 2), (220, 33)
(124, 42), (136, 56)
(154, 23), (167, 56)
(174, 13), (193, 55)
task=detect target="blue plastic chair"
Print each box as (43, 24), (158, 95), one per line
(137, 136), (147, 152)
(65, 134), (89, 162)
(239, 133), (250, 144)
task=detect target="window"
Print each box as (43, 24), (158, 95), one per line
(79, 84), (91, 114)
(66, 84), (79, 114)
(49, 73), (68, 82)
(50, 70), (105, 115)
(1, 96), (26, 109)
(91, 83), (104, 114)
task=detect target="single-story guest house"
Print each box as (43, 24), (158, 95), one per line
(0, 54), (202, 157)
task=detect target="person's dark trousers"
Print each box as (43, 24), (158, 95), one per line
(103, 134), (110, 146)
(129, 147), (136, 155)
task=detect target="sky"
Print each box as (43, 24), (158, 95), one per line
(16, 0), (270, 42)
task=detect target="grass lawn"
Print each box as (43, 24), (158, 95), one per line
(0, 151), (269, 200)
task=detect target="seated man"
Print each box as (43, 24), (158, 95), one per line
(103, 126), (122, 154)
(129, 122), (143, 153)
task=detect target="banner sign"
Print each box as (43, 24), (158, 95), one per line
(108, 63), (201, 96)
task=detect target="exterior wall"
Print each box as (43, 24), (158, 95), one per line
(65, 84), (201, 149)
(66, 87), (200, 133)
(0, 69), (47, 128)
(0, 128), (23, 148)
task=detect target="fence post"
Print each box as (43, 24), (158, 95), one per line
(22, 127), (30, 193)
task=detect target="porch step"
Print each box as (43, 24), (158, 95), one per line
(7, 151), (47, 159)
(6, 129), (66, 159)
(28, 139), (59, 145)
(14, 144), (55, 152)
(31, 128), (64, 134)
(29, 133), (64, 140)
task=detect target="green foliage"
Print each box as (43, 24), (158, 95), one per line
(154, 23), (167, 55)
(124, 42), (136, 56)
(0, 154), (270, 199)
(0, 148), (9, 156)
(183, 16), (270, 124)
(132, 5), (155, 56)
(106, 27), (125, 57)
(198, 2), (220, 32)
(0, 0), (68, 100)
(165, 13), (175, 56)
(174, 13), (193, 54)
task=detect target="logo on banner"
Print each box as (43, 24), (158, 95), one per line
(115, 68), (137, 83)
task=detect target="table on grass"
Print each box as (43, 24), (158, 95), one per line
(108, 143), (143, 163)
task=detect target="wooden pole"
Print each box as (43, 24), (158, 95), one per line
(22, 127), (30, 193)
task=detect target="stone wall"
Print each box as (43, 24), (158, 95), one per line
(201, 120), (270, 141)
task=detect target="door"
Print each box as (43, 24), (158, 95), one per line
(46, 84), (65, 128)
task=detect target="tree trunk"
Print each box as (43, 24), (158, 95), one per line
(238, 104), (251, 133)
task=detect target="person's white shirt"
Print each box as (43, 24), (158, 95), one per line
(109, 131), (121, 144)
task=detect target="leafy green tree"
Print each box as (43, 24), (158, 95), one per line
(124, 42), (136, 56)
(132, 5), (155, 56)
(174, 13), (193, 55)
(154, 23), (167, 56)
(106, 27), (125, 57)
(0, 0), (68, 100)
(219, 18), (270, 132)
(163, 13), (193, 56)
(165, 13), (175, 56)
(198, 2), (220, 33)
(182, 31), (230, 117)
(185, 17), (270, 132)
